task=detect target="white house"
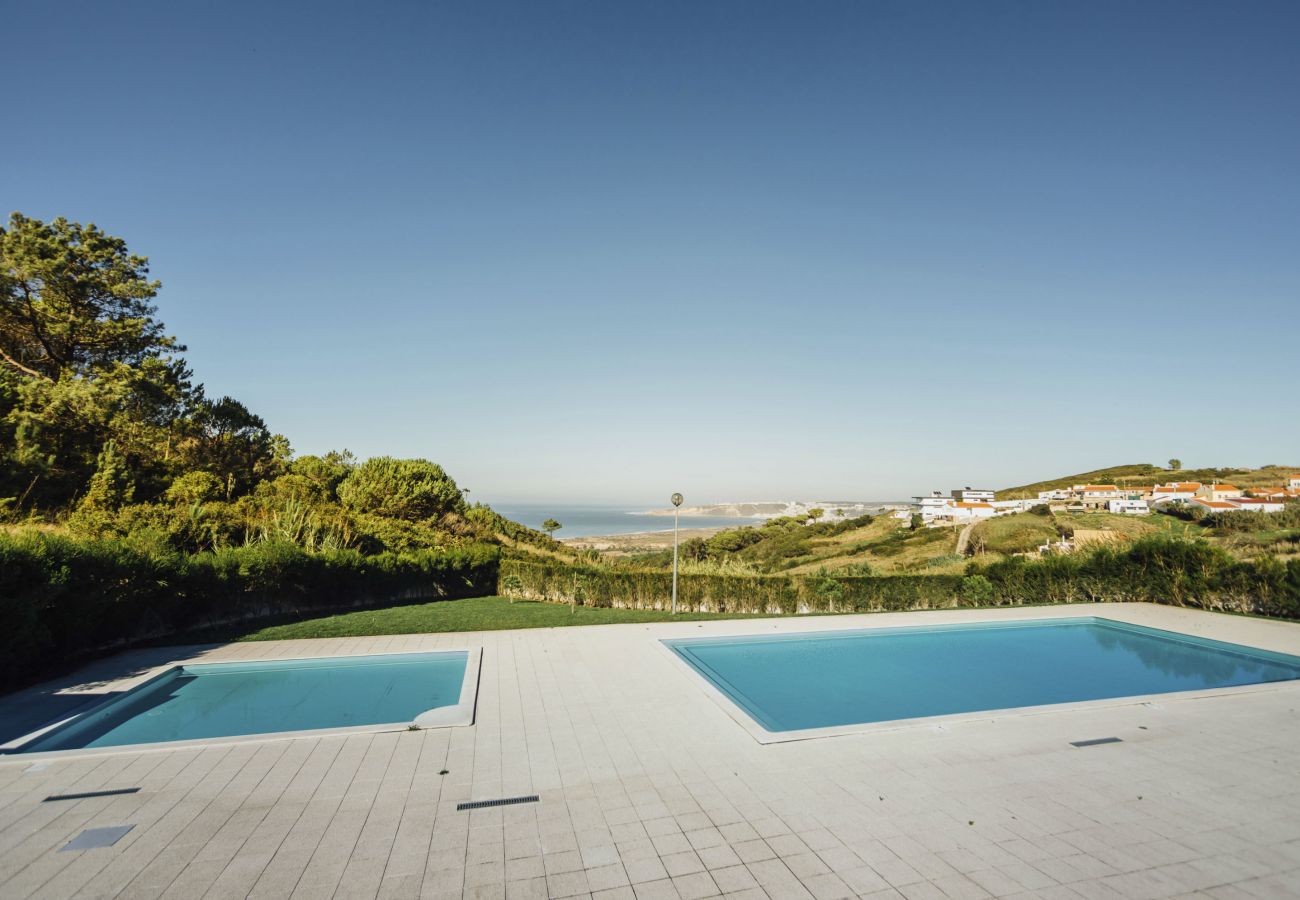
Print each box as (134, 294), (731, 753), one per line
(1227, 497), (1285, 514)
(991, 498), (1046, 513)
(952, 487), (996, 503)
(1107, 499), (1150, 515)
(950, 502), (997, 521)
(913, 491), (955, 523)
(1191, 498), (1239, 514)
(1151, 482), (1202, 502)
(1073, 484), (1125, 501)
(1288, 475), (1300, 491)
(1197, 483), (1243, 502)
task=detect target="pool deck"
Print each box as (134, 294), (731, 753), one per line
(2, 602), (1299, 899)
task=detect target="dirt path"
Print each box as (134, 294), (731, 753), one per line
(955, 520), (977, 556)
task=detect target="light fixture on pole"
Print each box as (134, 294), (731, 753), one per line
(671, 492), (684, 614)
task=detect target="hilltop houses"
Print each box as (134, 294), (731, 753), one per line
(1197, 483), (1243, 502)
(1151, 482), (1201, 502)
(1036, 484), (1147, 510)
(911, 473), (1297, 526)
(912, 488), (1043, 524)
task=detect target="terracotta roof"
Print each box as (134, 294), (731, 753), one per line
(955, 502), (993, 509)
(1193, 499), (1236, 509)
(1208, 484), (1239, 491)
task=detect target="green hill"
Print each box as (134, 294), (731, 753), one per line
(998, 463), (1299, 499)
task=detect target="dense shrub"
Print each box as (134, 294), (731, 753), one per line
(0, 530), (498, 690)
(500, 536), (1300, 621)
(337, 457), (465, 521)
(499, 558), (962, 614)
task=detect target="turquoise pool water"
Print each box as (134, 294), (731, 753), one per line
(18, 651), (468, 752)
(666, 618), (1300, 732)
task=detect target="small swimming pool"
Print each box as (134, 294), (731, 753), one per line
(665, 618), (1300, 735)
(13, 650), (477, 754)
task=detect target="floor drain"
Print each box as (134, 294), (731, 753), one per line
(1070, 737), (1123, 747)
(61, 825), (134, 851)
(45, 788), (141, 802)
(457, 795), (540, 811)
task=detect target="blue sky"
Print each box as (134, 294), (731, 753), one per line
(5, 1), (1298, 504)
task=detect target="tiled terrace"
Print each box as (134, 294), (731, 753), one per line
(2, 603), (1299, 899)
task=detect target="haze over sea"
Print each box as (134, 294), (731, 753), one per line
(491, 502), (904, 538)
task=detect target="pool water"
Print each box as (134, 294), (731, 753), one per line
(18, 651), (469, 752)
(666, 618), (1300, 733)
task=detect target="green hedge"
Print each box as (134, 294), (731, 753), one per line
(501, 537), (1300, 619)
(498, 558), (962, 614)
(0, 531), (499, 689)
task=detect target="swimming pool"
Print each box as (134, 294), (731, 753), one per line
(12, 650), (479, 754)
(665, 617), (1300, 736)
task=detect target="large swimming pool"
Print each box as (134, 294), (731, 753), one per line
(14, 650), (475, 753)
(665, 618), (1300, 734)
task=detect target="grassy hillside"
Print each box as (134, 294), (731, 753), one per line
(998, 463), (1299, 499)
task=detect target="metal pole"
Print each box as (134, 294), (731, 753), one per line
(672, 506), (679, 615)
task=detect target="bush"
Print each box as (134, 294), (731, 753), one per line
(0, 529), (499, 690)
(498, 536), (1300, 622)
(959, 574), (996, 605)
(498, 558), (962, 615)
(337, 457), (465, 521)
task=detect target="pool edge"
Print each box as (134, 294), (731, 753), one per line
(1, 646), (483, 762)
(656, 614), (1300, 745)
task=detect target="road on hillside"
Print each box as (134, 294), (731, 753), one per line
(955, 520), (976, 556)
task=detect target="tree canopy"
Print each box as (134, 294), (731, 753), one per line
(0, 213), (176, 380)
(0, 213), (517, 558)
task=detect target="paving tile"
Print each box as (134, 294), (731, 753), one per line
(672, 870), (721, 900)
(2, 606), (1299, 900)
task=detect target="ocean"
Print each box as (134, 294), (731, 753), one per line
(488, 503), (767, 538)
(487, 502), (903, 539)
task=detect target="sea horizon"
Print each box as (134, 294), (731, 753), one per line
(487, 501), (908, 538)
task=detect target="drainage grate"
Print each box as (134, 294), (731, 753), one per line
(457, 795), (540, 811)
(45, 788), (141, 802)
(61, 825), (135, 851)
(1070, 737), (1123, 748)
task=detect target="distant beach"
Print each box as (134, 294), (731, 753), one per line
(489, 501), (907, 540)
(487, 503), (765, 538)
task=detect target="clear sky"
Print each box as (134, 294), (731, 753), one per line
(5, 1), (1298, 504)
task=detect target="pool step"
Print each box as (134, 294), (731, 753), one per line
(457, 794), (540, 811)
(1070, 736), (1123, 747)
(44, 787), (141, 802)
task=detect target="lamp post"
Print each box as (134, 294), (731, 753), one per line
(671, 493), (683, 614)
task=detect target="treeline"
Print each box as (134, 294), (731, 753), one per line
(0, 530), (499, 689)
(0, 213), (548, 686)
(0, 213), (546, 557)
(502, 537), (1300, 619)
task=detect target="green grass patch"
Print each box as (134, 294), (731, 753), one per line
(172, 595), (778, 643)
(969, 514), (1058, 554)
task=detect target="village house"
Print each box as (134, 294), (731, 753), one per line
(1151, 482), (1202, 502)
(1070, 484), (1125, 508)
(1197, 483), (1243, 502)
(1107, 498), (1150, 515)
(951, 487), (996, 503)
(1227, 497), (1286, 514)
(1191, 498), (1238, 513)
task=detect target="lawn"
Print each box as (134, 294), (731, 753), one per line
(177, 595), (777, 642)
